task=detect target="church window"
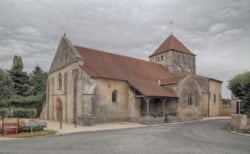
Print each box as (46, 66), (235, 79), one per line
(176, 65), (183, 71)
(214, 94), (216, 104)
(161, 55), (163, 61)
(64, 72), (68, 91)
(58, 73), (62, 90)
(187, 67), (192, 73)
(188, 93), (193, 106)
(112, 90), (118, 103)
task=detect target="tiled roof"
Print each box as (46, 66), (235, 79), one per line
(75, 46), (177, 97)
(160, 75), (187, 85)
(150, 34), (195, 57)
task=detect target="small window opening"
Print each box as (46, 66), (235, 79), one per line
(188, 93), (193, 106)
(112, 90), (118, 103)
(58, 73), (62, 90)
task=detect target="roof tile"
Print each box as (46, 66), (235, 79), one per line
(150, 34), (195, 57)
(75, 46), (177, 97)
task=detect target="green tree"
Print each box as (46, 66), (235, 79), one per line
(0, 69), (15, 107)
(30, 65), (48, 95)
(11, 55), (23, 72)
(222, 98), (231, 107)
(9, 55), (31, 96)
(229, 71), (250, 114)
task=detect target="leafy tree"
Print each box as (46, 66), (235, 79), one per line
(11, 55), (23, 72)
(9, 55), (31, 96)
(1, 56), (48, 117)
(222, 98), (231, 107)
(30, 65), (48, 95)
(0, 69), (15, 107)
(229, 71), (250, 114)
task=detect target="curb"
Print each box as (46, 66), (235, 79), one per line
(54, 125), (148, 136)
(148, 117), (231, 127)
(231, 131), (250, 137)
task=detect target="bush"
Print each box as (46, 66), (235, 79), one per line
(20, 126), (44, 132)
(1, 95), (45, 116)
(0, 108), (8, 118)
(229, 71), (250, 114)
(12, 108), (37, 118)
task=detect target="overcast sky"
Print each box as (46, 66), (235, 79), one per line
(0, 0), (250, 98)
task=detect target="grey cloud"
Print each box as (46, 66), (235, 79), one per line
(0, 0), (250, 98)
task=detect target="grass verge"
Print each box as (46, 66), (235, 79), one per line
(6, 130), (56, 138)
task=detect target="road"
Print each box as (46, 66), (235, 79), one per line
(0, 120), (249, 154)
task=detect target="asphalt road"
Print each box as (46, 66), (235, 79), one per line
(0, 120), (249, 154)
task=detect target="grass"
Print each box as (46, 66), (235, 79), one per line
(5, 130), (56, 138)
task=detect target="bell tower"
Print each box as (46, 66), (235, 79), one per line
(149, 34), (196, 74)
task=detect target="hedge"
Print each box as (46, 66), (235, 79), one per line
(0, 108), (37, 118)
(0, 95), (45, 115)
(0, 108), (8, 117)
(20, 126), (44, 132)
(13, 108), (37, 118)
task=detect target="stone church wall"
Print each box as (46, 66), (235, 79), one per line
(93, 79), (130, 123)
(150, 50), (196, 74)
(127, 87), (141, 122)
(208, 80), (222, 117)
(176, 76), (202, 121)
(193, 75), (210, 117)
(41, 61), (84, 123)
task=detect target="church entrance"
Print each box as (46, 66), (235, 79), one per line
(56, 98), (63, 121)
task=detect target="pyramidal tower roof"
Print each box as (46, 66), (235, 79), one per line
(150, 34), (195, 57)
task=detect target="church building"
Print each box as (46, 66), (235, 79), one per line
(40, 34), (222, 124)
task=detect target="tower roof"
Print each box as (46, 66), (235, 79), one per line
(150, 34), (195, 57)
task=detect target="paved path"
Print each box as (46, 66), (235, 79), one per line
(0, 120), (249, 154)
(43, 120), (146, 134)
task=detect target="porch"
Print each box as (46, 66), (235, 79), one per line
(138, 96), (179, 124)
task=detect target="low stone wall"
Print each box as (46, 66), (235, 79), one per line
(139, 116), (165, 125)
(231, 114), (250, 132)
(220, 107), (232, 116)
(165, 115), (181, 123)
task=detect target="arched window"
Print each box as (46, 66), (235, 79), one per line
(112, 90), (118, 103)
(176, 65), (183, 72)
(187, 67), (192, 73)
(58, 73), (62, 90)
(188, 93), (193, 106)
(214, 94), (216, 104)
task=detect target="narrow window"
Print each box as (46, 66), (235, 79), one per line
(188, 93), (193, 106)
(186, 67), (192, 73)
(64, 72), (68, 91)
(58, 73), (63, 90)
(176, 65), (183, 72)
(161, 55), (163, 61)
(112, 90), (118, 103)
(214, 94), (216, 104)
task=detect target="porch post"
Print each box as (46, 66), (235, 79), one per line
(162, 98), (165, 116)
(142, 97), (150, 117)
(146, 98), (149, 116)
